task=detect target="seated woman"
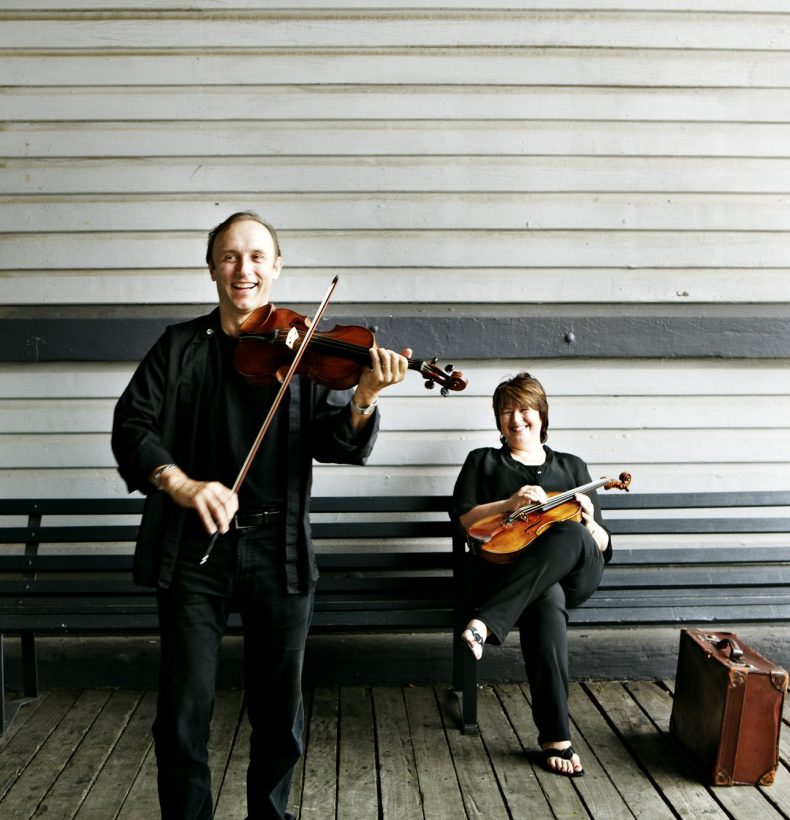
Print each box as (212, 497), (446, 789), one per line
(450, 371), (612, 777)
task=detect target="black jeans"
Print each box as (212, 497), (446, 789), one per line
(468, 520), (604, 745)
(154, 523), (313, 820)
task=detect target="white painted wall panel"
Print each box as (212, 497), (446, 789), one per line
(5, 87), (790, 123)
(1, 360), (787, 498)
(4, 229), (790, 271)
(14, 2), (790, 11)
(6, 122), (790, 158)
(0, 2), (788, 507)
(3, 12), (789, 51)
(4, 268), (790, 306)
(5, 157), (790, 195)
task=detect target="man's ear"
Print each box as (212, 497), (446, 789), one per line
(272, 257), (282, 280)
(209, 265), (216, 282)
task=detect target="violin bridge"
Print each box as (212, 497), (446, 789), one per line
(284, 326), (299, 349)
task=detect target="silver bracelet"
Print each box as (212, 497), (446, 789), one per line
(350, 396), (378, 416)
(151, 463), (176, 490)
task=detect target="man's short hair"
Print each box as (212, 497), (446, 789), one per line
(205, 211), (281, 267)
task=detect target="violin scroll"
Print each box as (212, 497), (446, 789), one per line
(420, 357), (468, 396)
(603, 472), (632, 492)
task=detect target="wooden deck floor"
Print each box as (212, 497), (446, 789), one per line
(2, 681), (790, 819)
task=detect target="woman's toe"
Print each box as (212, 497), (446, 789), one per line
(541, 745), (584, 777)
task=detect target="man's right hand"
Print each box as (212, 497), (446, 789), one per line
(152, 465), (239, 535)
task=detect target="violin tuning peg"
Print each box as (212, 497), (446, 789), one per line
(441, 387), (449, 397)
(424, 380), (435, 390)
(444, 363), (454, 373)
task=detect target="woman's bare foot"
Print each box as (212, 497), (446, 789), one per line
(461, 619), (488, 661)
(541, 742), (584, 777)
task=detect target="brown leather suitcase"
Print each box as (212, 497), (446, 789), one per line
(670, 628), (788, 785)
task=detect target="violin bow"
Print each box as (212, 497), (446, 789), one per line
(200, 274), (339, 564)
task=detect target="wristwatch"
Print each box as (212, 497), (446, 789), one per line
(350, 396), (378, 416)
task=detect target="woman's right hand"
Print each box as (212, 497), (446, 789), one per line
(459, 484), (548, 532)
(507, 484), (548, 511)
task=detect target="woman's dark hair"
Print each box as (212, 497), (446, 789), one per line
(205, 211), (281, 267)
(492, 371), (549, 444)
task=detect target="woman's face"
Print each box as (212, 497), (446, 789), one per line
(499, 404), (543, 452)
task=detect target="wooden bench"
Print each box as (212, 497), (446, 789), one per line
(1, 491), (789, 737)
(0, 496), (470, 736)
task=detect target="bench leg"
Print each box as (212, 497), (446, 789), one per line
(452, 626), (479, 735)
(1, 632), (39, 736)
(21, 632), (39, 699)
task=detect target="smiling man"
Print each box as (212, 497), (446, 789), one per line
(209, 216), (282, 335)
(112, 211), (409, 820)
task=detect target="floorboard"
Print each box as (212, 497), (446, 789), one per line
(2, 681), (790, 819)
(337, 687), (377, 820)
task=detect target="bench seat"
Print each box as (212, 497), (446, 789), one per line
(1, 490), (789, 736)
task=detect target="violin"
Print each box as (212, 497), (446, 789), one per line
(467, 472), (632, 564)
(200, 276), (463, 566)
(233, 303), (468, 396)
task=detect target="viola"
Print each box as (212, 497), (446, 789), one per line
(233, 303), (468, 396)
(467, 472), (632, 564)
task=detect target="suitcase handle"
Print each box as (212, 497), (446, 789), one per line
(715, 637), (744, 662)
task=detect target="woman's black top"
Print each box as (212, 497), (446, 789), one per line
(450, 444), (612, 563)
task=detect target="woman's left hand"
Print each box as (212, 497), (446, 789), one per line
(575, 492), (608, 552)
(575, 492), (595, 526)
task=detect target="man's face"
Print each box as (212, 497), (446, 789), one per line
(209, 219), (281, 324)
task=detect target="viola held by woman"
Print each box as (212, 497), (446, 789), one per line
(468, 472), (632, 563)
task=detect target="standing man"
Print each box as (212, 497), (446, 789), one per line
(112, 211), (409, 819)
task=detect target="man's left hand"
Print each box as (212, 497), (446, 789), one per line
(355, 346), (412, 402)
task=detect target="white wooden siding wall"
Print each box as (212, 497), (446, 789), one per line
(1, 2), (789, 529)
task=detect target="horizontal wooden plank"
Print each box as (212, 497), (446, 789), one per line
(367, 429), (790, 466)
(599, 565), (790, 585)
(2, 311), (788, 362)
(0, 555), (134, 571)
(1, 490), (785, 519)
(610, 543), (790, 562)
(3, 596), (788, 631)
(4, 268), (790, 306)
(1, 463), (787, 499)
(2, 428), (788, 469)
(2, 12), (788, 51)
(14, 2), (790, 12)
(5, 86), (790, 123)
(6, 121), (790, 159)
(604, 491), (790, 510)
(4, 157), (790, 195)
(608, 517), (790, 536)
(2, 49), (788, 88)
(0, 525), (139, 544)
(5, 394), (789, 435)
(4, 231), (790, 274)
(2, 193), (789, 233)
(7, 541), (790, 573)
(1, 359), (784, 399)
(571, 603), (790, 624)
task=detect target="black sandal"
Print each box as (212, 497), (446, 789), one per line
(541, 745), (585, 777)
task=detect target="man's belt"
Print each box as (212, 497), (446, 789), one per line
(233, 509), (282, 529)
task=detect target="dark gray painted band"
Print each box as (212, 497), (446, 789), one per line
(1, 309), (788, 362)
